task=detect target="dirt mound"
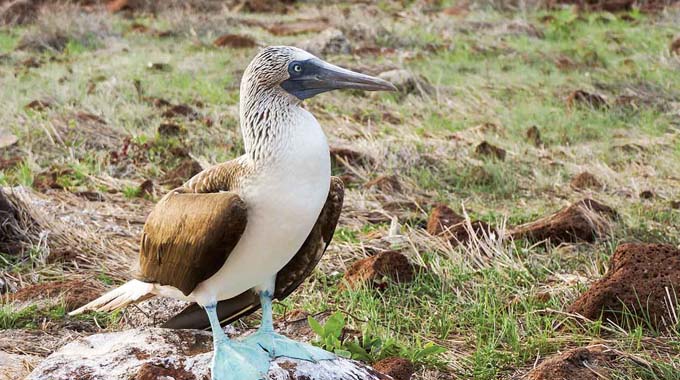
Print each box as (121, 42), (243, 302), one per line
(5, 278), (105, 311)
(555, 0), (669, 12)
(510, 199), (616, 243)
(568, 243), (680, 330)
(426, 204), (494, 246)
(474, 141), (506, 161)
(526, 346), (617, 380)
(343, 251), (415, 290)
(364, 175), (402, 193)
(372, 357), (414, 380)
(570, 172), (603, 191)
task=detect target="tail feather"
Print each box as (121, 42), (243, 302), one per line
(69, 279), (154, 315)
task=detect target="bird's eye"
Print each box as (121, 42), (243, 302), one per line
(292, 64), (303, 73)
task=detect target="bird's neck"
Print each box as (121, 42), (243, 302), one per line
(240, 87), (303, 166)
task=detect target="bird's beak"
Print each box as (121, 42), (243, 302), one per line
(281, 58), (397, 100)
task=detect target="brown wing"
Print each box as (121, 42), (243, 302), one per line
(136, 193), (247, 296)
(135, 159), (249, 296)
(163, 176), (344, 329)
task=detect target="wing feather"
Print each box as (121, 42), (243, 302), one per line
(163, 176), (344, 329)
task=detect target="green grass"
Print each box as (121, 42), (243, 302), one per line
(1, 3), (679, 379)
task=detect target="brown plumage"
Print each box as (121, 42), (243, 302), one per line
(136, 192), (247, 296)
(163, 176), (344, 329)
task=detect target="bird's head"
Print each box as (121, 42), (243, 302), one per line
(241, 46), (396, 102)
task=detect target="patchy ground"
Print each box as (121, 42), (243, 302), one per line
(1, 1), (679, 379)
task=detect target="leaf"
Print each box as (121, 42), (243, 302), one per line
(323, 312), (345, 340)
(307, 316), (325, 337)
(334, 348), (352, 359)
(413, 343), (446, 361)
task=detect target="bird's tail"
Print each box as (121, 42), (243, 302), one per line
(69, 279), (154, 315)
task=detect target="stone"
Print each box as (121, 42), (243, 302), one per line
(372, 357), (414, 380)
(568, 243), (680, 330)
(343, 251), (415, 290)
(525, 346), (617, 380)
(297, 28), (352, 57)
(569, 172), (603, 191)
(377, 70), (434, 96)
(161, 158), (204, 188)
(510, 199), (616, 244)
(27, 328), (391, 380)
(0, 350), (40, 380)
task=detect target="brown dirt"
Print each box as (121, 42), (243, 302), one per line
(330, 146), (375, 168)
(474, 141), (506, 161)
(24, 99), (53, 111)
(426, 204), (494, 245)
(525, 345), (617, 380)
(267, 18), (329, 36)
(568, 243), (680, 330)
(364, 175), (402, 193)
(5, 278), (106, 311)
(525, 126), (542, 147)
(342, 251), (415, 290)
(372, 357), (414, 380)
(671, 36), (680, 56)
(160, 158), (203, 188)
(426, 204), (464, 236)
(162, 104), (199, 120)
(134, 361), (196, 380)
(213, 34), (257, 48)
(570, 172), (603, 191)
(158, 123), (183, 137)
(555, 0), (671, 12)
(510, 199), (616, 244)
(566, 90), (608, 109)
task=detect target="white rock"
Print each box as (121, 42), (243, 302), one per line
(27, 328), (390, 380)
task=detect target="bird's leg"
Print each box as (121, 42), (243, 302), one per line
(205, 304), (270, 380)
(243, 290), (335, 362)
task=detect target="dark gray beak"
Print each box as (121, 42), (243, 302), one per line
(281, 58), (397, 100)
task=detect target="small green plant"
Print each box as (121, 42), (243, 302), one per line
(308, 311), (446, 366)
(122, 185), (141, 199)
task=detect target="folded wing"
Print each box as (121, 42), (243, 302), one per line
(163, 176), (344, 329)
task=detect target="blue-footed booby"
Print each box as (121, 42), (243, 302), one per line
(71, 46), (396, 380)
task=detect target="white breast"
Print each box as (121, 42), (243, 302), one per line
(189, 108), (330, 306)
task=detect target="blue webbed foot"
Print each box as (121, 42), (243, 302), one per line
(243, 330), (335, 362)
(212, 337), (270, 380)
(204, 303), (271, 380)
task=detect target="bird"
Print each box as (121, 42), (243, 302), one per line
(70, 46), (396, 380)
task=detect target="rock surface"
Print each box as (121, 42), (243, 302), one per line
(568, 243), (680, 330)
(1, 350), (40, 380)
(525, 345), (616, 380)
(27, 328), (391, 380)
(510, 199), (616, 243)
(570, 172), (603, 191)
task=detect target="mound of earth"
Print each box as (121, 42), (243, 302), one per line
(6, 278), (105, 311)
(568, 243), (680, 330)
(510, 199), (616, 243)
(343, 251), (415, 290)
(426, 204), (494, 245)
(372, 357), (414, 380)
(570, 172), (603, 191)
(526, 345), (617, 380)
